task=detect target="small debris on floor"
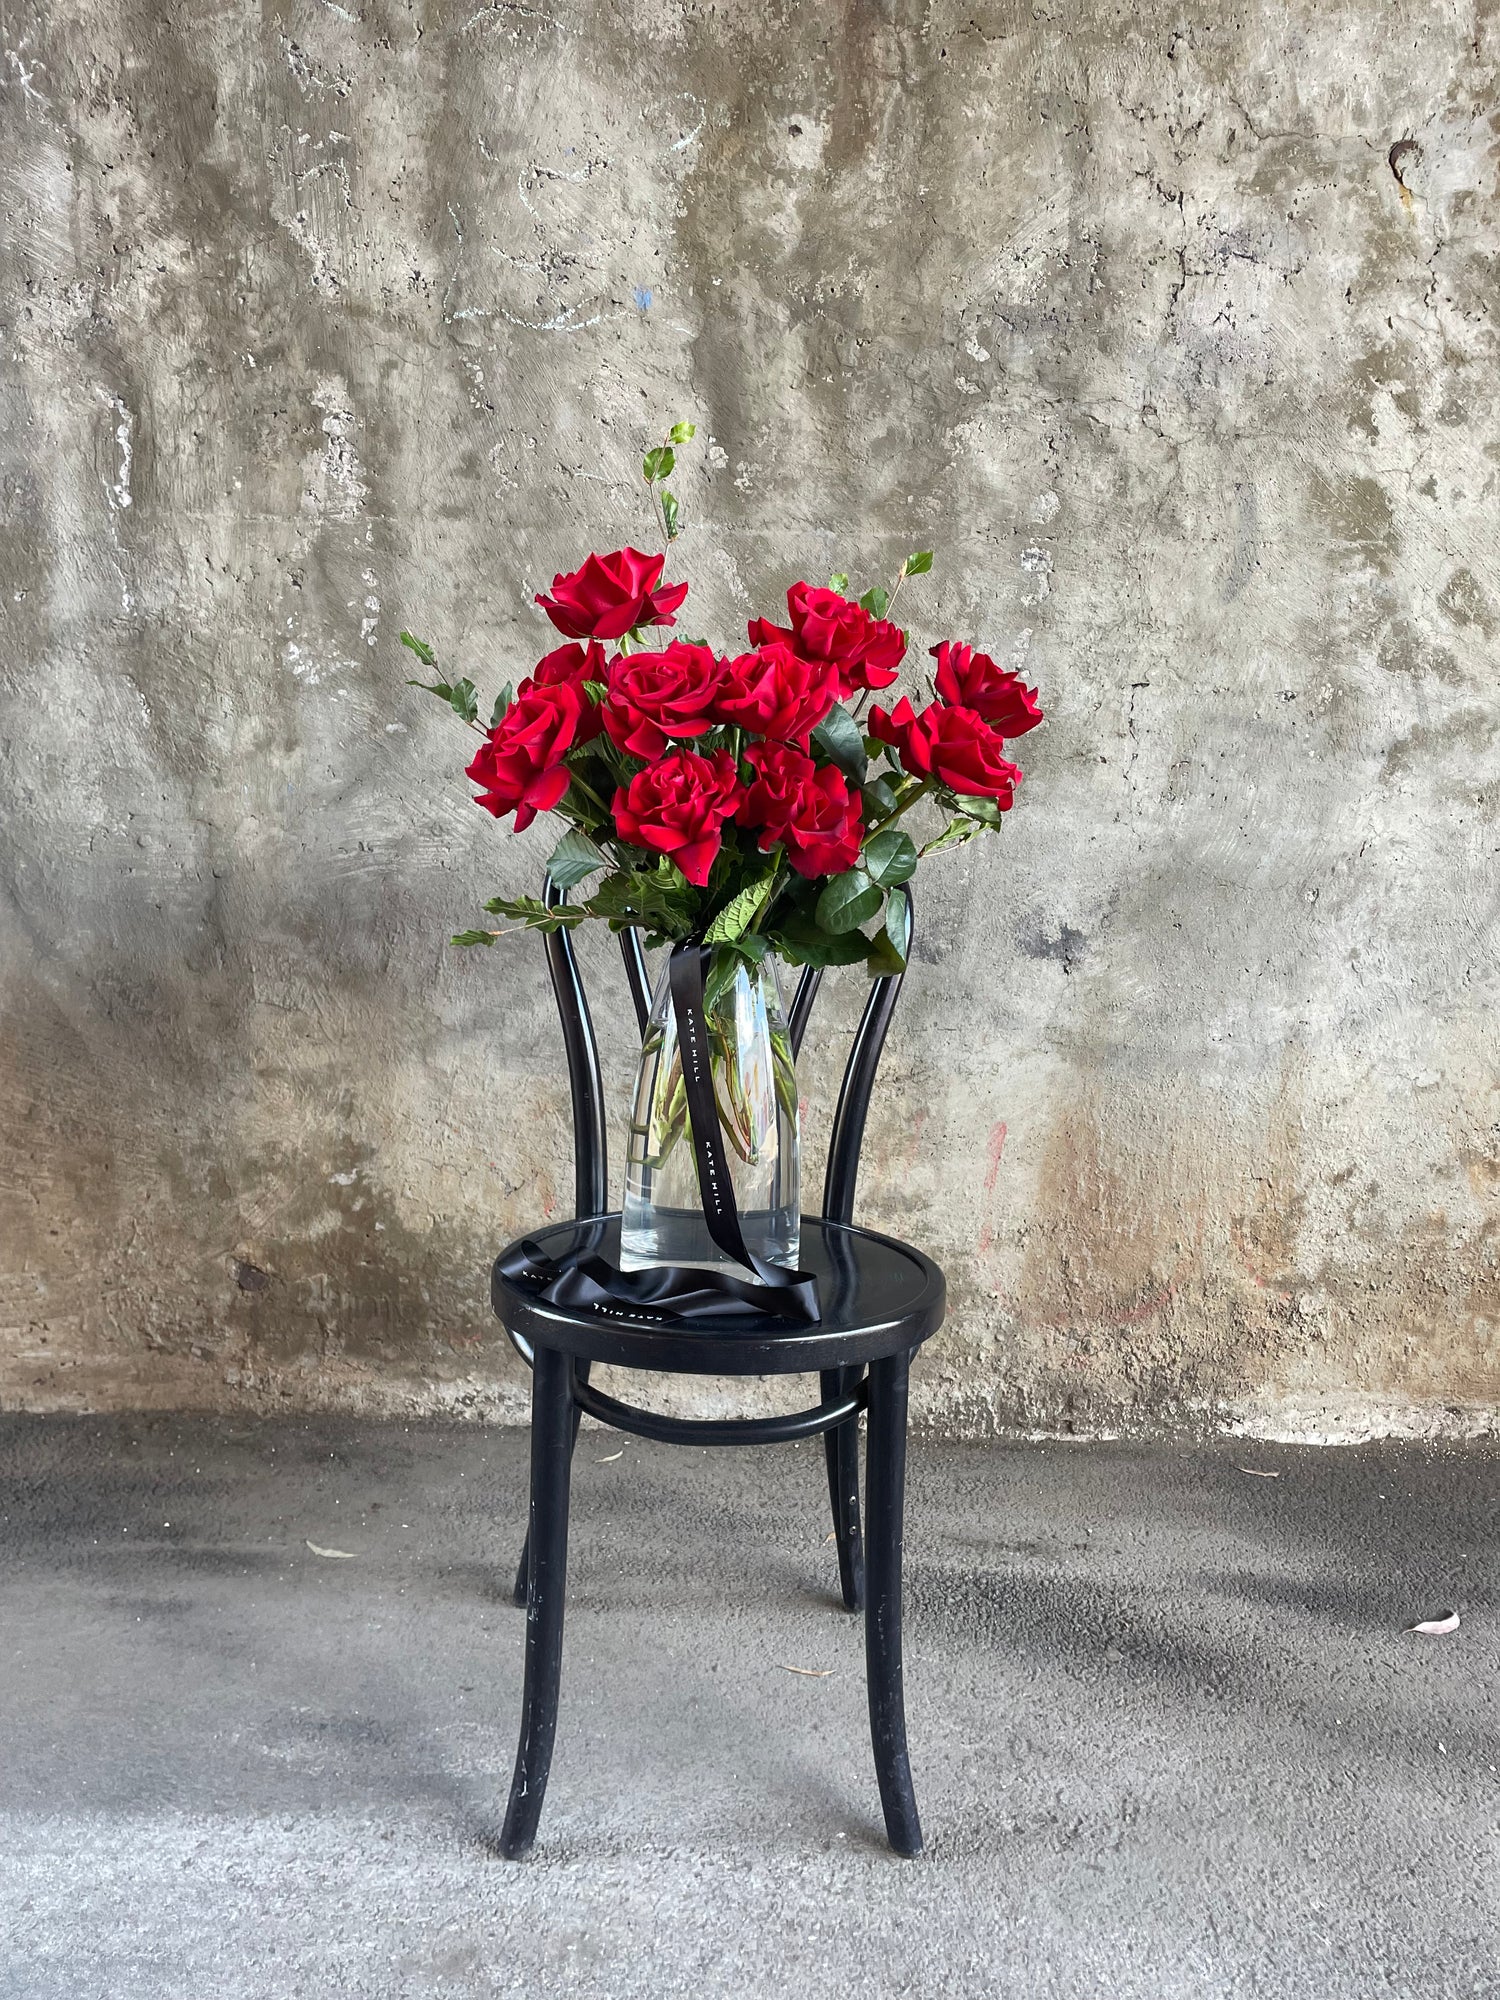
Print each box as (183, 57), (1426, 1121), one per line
(1405, 1611), (1460, 1635)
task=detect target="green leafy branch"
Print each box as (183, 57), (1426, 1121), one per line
(642, 420), (696, 548)
(401, 631), (495, 734)
(825, 548), (932, 626)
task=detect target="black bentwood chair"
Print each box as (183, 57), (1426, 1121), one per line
(490, 875), (946, 1858)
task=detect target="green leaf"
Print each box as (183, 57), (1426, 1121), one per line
(451, 929), (499, 947)
(546, 828), (608, 890)
(902, 550), (934, 577)
(400, 631), (437, 666)
(859, 584), (889, 619)
(864, 926), (905, 977)
(809, 702), (868, 785)
(559, 779), (607, 831)
(884, 885), (911, 964)
(661, 489), (681, 540)
(446, 678), (479, 724)
(816, 868), (883, 935)
(769, 910), (874, 967)
(921, 816), (983, 857)
(409, 674), (480, 724)
(582, 679), (608, 704)
(953, 792), (1008, 828)
(490, 685), (513, 727)
(588, 865), (698, 937)
(668, 421), (697, 444)
(861, 776), (899, 819)
(704, 868), (778, 944)
(642, 445), (676, 482)
(480, 894), (586, 933)
(862, 827), (918, 887)
(828, 571), (850, 594)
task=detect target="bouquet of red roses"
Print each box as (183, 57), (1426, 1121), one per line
(405, 425), (1042, 975)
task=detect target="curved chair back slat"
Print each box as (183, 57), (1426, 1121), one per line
(788, 966), (823, 1060)
(619, 927), (651, 1036)
(822, 965), (904, 1226)
(540, 875), (608, 1220)
(538, 872), (910, 1231)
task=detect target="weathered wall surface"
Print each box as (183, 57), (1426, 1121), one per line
(2, 0), (1497, 1438)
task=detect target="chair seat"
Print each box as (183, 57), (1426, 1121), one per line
(492, 1214), (946, 1376)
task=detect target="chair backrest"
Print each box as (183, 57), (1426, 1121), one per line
(537, 872), (908, 1229)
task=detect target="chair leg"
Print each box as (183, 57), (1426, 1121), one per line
(499, 1345), (575, 1859)
(864, 1349), (923, 1857)
(513, 1359), (590, 1606)
(821, 1366), (865, 1612)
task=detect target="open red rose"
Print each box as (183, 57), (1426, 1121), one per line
(930, 641), (1043, 737)
(612, 748), (741, 887)
(537, 547), (689, 642)
(521, 639), (608, 694)
(602, 640), (724, 760)
(735, 742), (864, 879)
(844, 613), (907, 696)
(714, 640), (839, 745)
(466, 681), (598, 830)
(749, 582), (906, 699)
(869, 697), (1022, 807)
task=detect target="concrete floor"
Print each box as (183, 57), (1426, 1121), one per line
(0, 1415), (1494, 1998)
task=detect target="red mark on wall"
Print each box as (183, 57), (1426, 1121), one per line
(975, 1121), (1008, 1256)
(904, 1108), (930, 1167)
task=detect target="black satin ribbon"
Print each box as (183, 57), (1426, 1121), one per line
(501, 941), (820, 1326)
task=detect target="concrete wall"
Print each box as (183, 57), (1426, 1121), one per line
(2, 0), (1497, 1439)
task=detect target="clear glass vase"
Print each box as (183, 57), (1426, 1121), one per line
(620, 948), (800, 1274)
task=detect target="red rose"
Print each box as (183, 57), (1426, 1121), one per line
(466, 682), (598, 830)
(602, 640), (724, 759)
(714, 640), (839, 745)
(537, 547), (689, 642)
(735, 742), (864, 879)
(846, 613), (907, 696)
(612, 748), (741, 887)
(521, 639), (608, 694)
(869, 697), (1022, 807)
(930, 641), (1043, 737)
(749, 581), (906, 699)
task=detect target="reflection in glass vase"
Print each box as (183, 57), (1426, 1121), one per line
(621, 948), (799, 1275)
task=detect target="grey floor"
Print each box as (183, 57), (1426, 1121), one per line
(0, 1414), (1494, 1998)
